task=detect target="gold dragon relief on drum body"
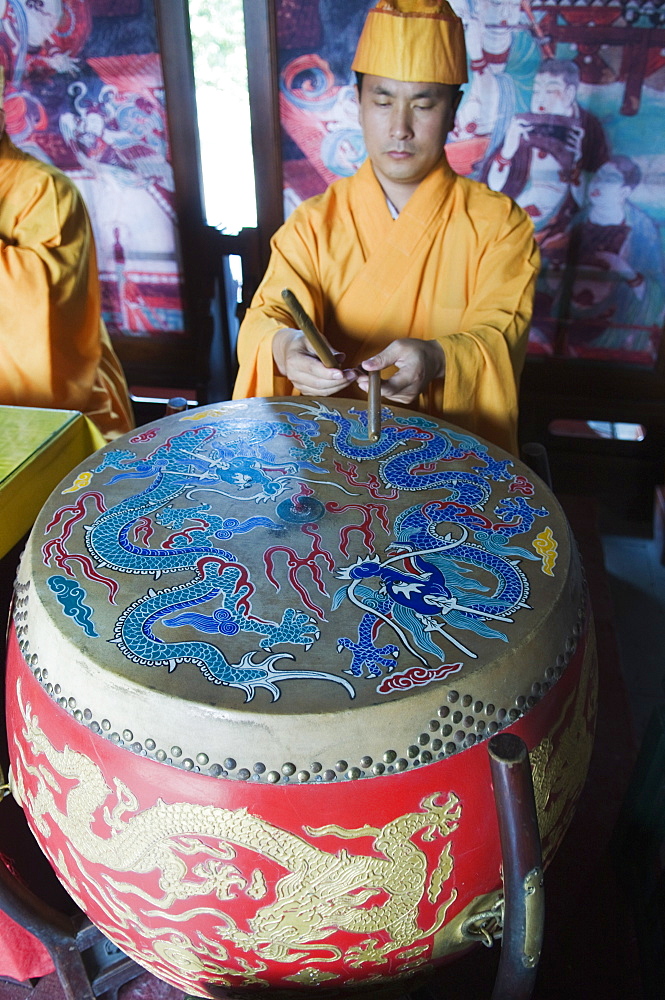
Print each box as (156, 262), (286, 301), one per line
(9, 629), (595, 994)
(12, 678), (463, 989)
(529, 634), (598, 861)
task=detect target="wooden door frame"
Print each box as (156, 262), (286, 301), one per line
(140, 0), (283, 402)
(143, 0), (212, 399)
(243, 0), (284, 276)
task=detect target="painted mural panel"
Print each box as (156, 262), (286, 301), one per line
(0, 0), (184, 340)
(275, 0), (665, 368)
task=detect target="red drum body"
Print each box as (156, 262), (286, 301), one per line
(6, 398), (597, 999)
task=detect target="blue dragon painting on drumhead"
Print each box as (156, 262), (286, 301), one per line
(43, 401), (555, 699)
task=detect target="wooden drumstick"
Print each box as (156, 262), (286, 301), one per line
(367, 369), (381, 443)
(281, 288), (342, 368)
(281, 287), (381, 442)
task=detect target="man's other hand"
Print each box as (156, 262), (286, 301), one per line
(273, 328), (358, 396)
(357, 340), (445, 405)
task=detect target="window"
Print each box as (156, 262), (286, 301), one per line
(189, 0), (257, 233)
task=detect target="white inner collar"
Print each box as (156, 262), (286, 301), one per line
(386, 197), (400, 219)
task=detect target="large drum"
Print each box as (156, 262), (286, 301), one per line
(5, 398), (597, 999)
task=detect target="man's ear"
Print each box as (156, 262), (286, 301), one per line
(444, 88), (463, 136)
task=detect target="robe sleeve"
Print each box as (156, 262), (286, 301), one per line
(0, 156), (133, 439)
(233, 205), (327, 400)
(433, 200), (540, 456)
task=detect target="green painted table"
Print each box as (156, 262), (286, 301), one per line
(0, 406), (105, 559)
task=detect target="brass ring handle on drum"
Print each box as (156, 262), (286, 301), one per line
(281, 288), (381, 443)
(0, 763), (11, 802)
(488, 733), (544, 1000)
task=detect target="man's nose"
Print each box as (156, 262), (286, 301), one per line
(390, 108), (413, 139)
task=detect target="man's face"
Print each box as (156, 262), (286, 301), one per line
(478, 0), (522, 29)
(358, 75), (460, 203)
(530, 72), (576, 115)
(589, 162), (630, 210)
(18, 0), (62, 47)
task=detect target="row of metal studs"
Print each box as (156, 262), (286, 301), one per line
(14, 582), (586, 782)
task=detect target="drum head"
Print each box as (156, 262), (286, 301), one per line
(18, 397), (582, 783)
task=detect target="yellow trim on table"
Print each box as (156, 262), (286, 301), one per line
(0, 406), (105, 559)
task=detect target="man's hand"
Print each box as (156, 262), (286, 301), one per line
(273, 328), (358, 396)
(595, 251), (645, 299)
(357, 340), (445, 405)
(565, 123), (584, 162)
(501, 117), (532, 159)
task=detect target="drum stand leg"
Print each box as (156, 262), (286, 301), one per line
(0, 857), (93, 999)
(0, 851), (143, 1000)
(488, 733), (544, 1000)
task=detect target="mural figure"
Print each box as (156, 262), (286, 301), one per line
(480, 59), (609, 246)
(447, 0), (541, 176)
(280, 52), (364, 210)
(559, 156), (665, 361)
(278, 0), (372, 206)
(0, 0), (184, 340)
(0, 0), (89, 152)
(0, 0), (88, 84)
(477, 56), (612, 354)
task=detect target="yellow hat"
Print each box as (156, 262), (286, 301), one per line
(352, 0), (468, 85)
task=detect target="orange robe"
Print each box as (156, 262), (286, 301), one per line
(0, 133), (134, 440)
(234, 156), (539, 455)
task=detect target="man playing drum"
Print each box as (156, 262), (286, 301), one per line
(0, 66), (134, 441)
(233, 0), (540, 456)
